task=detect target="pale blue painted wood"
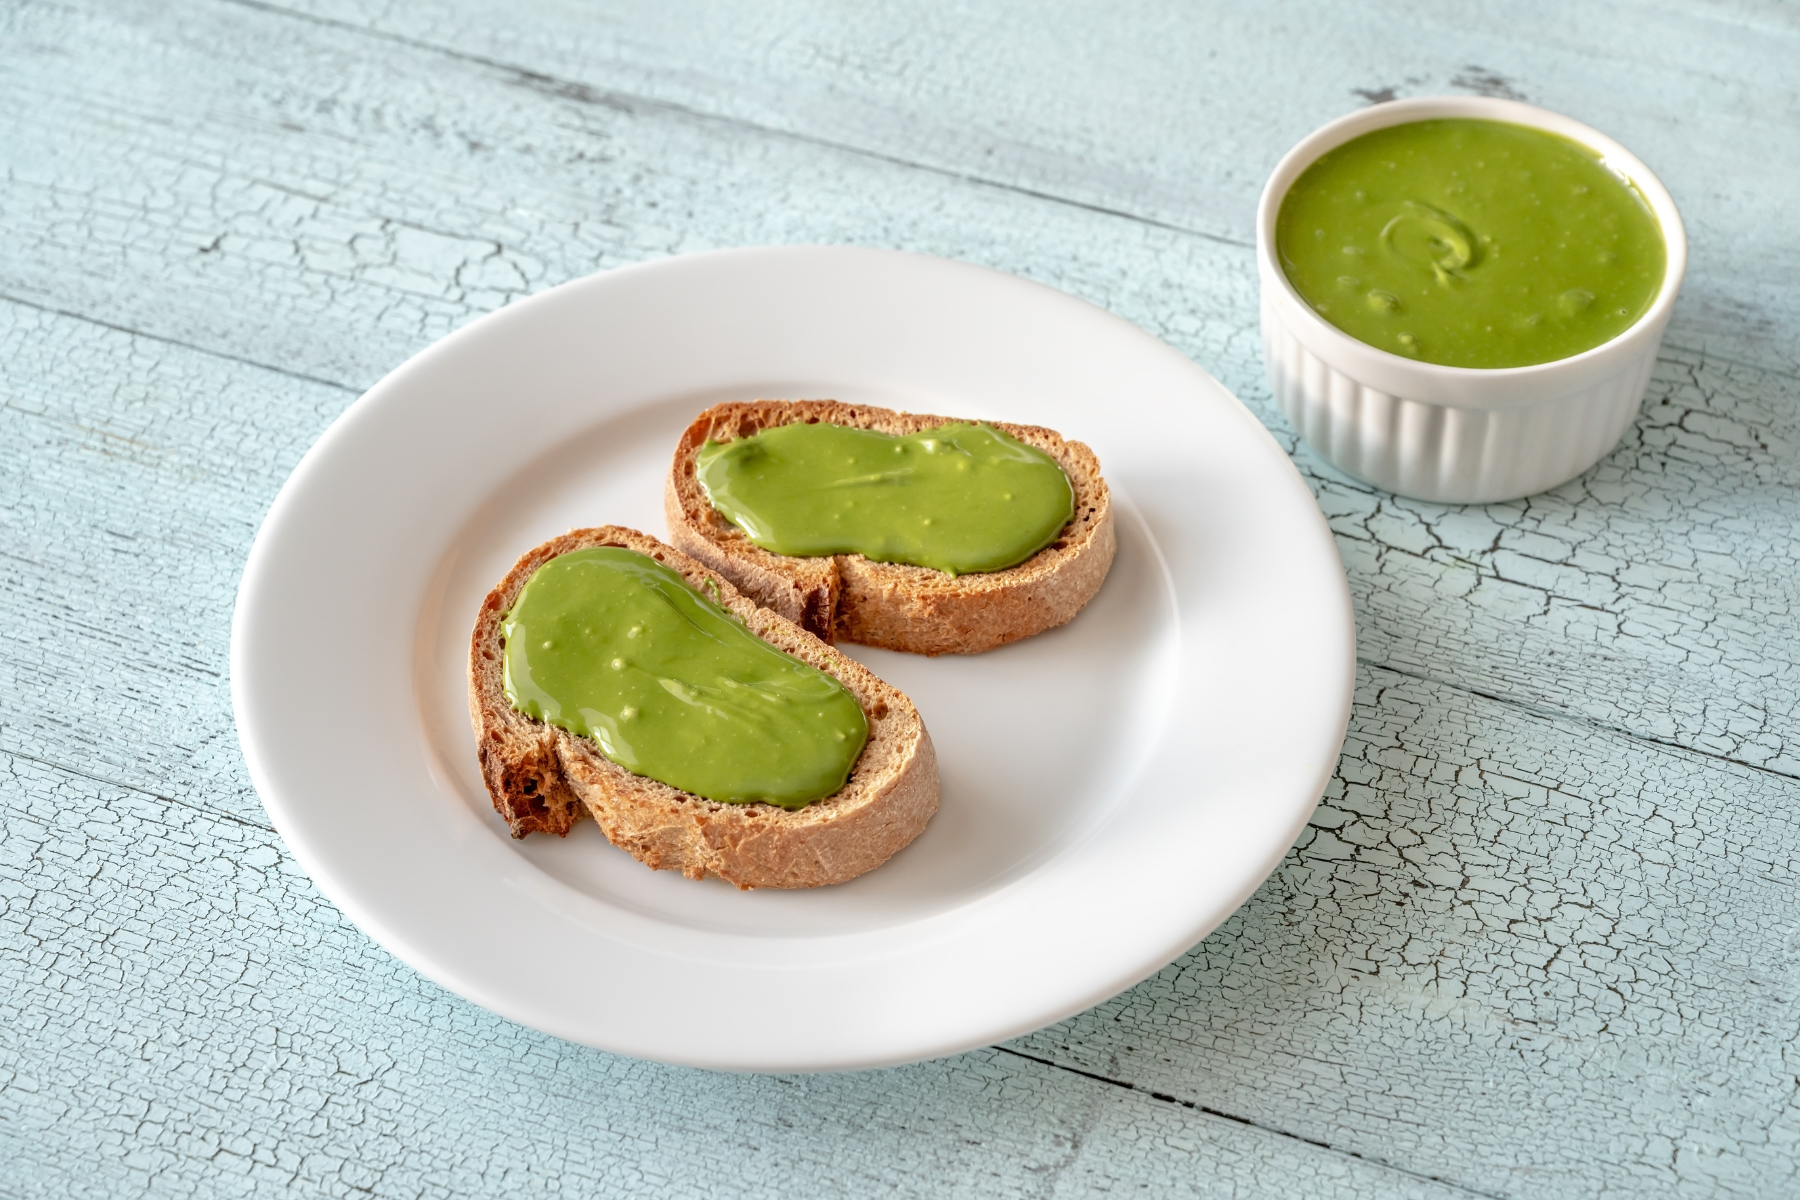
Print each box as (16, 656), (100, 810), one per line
(3, 0), (1795, 782)
(275, 0), (1800, 374)
(0, 750), (1469, 1200)
(2, 0), (1798, 1196)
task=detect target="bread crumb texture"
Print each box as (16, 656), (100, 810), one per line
(468, 526), (939, 888)
(665, 400), (1117, 654)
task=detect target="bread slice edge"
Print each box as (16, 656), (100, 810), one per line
(664, 399), (1117, 655)
(467, 525), (940, 889)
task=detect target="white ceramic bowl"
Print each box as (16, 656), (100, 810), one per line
(1257, 96), (1686, 504)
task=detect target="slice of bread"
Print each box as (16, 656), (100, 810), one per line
(664, 400), (1116, 656)
(468, 526), (939, 889)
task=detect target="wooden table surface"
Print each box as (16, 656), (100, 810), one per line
(4, 2), (1797, 1196)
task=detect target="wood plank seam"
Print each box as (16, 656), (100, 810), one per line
(1659, 341), (1800, 387)
(4, 3), (1796, 1193)
(0, 745), (276, 835)
(0, 290), (358, 396)
(0, 747), (1475, 1197)
(1363, 658), (1800, 786)
(996, 1047), (1507, 1200)
(218, 0), (1254, 250)
(12, 282), (1779, 797)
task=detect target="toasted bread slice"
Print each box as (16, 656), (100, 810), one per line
(468, 526), (939, 889)
(665, 400), (1117, 656)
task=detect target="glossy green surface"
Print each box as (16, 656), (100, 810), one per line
(695, 421), (1074, 575)
(1277, 118), (1666, 368)
(501, 547), (866, 808)
(12, 0), (1800, 1194)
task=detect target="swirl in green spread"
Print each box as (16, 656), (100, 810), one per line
(502, 547), (867, 809)
(1276, 118), (1666, 368)
(695, 421), (1075, 576)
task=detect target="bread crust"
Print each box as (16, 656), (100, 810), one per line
(664, 400), (1116, 655)
(467, 526), (939, 889)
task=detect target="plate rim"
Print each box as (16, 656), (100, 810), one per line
(231, 245), (1355, 1070)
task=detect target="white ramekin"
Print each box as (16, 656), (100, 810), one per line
(1257, 96), (1686, 504)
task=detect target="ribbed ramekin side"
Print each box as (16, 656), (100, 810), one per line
(1261, 295), (1664, 503)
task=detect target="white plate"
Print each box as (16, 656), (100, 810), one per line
(232, 247), (1354, 1071)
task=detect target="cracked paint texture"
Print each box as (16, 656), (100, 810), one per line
(2, 0), (1795, 781)
(0, 752), (1466, 1199)
(1017, 666), (1800, 1197)
(3, 0), (1798, 1196)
